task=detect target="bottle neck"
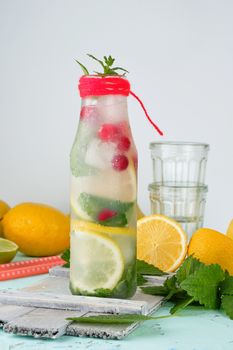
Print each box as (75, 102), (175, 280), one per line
(81, 95), (129, 124)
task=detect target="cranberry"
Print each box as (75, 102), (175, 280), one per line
(98, 124), (121, 142)
(80, 106), (96, 120)
(112, 155), (129, 171)
(98, 208), (117, 221)
(117, 136), (131, 152)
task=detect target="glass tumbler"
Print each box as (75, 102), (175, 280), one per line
(150, 142), (209, 184)
(149, 182), (208, 239)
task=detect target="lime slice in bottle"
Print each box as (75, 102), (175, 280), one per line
(70, 229), (124, 293)
(0, 238), (18, 264)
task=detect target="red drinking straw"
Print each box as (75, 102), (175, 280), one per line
(0, 256), (65, 281)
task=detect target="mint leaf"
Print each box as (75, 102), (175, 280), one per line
(180, 264), (225, 309)
(61, 249), (70, 268)
(75, 59), (89, 75)
(176, 256), (204, 284)
(93, 288), (112, 297)
(221, 295), (233, 319)
(100, 213), (127, 227)
(67, 314), (160, 324)
(220, 276), (233, 296)
(86, 54), (128, 76)
(78, 193), (133, 226)
(141, 276), (181, 300)
(170, 296), (194, 315)
(137, 259), (166, 276)
(141, 285), (170, 296)
(137, 274), (147, 286)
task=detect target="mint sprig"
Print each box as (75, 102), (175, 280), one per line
(180, 264), (225, 309)
(64, 255), (233, 324)
(75, 54), (129, 76)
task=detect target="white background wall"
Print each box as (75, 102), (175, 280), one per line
(0, 0), (232, 232)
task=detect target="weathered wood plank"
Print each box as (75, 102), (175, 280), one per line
(0, 304), (34, 327)
(0, 289), (148, 314)
(3, 308), (84, 339)
(66, 314), (139, 340)
(66, 294), (164, 340)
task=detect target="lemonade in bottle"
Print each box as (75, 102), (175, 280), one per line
(70, 55), (163, 298)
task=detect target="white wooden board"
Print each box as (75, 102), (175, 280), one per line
(0, 268), (165, 340)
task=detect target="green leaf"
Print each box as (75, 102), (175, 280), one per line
(221, 295), (233, 319)
(176, 256), (204, 284)
(93, 288), (112, 297)
(87, 54), (105, 69)
(137, 273), (147, 286)
(112, 67), (129, 73)
(141, 275), (181, 301)
(78, 193), (133, 225)
(100, 213), (127, 227)
(170, 296), (194, 315)
(220, 276), (233, 296)
(67, 314), (160, 324)
(86, 54), (128, 76)
(61, 249), (70, 268)
(74, 59), (89, 75)
(141, 285), (170, 296)
(180, 264), (225, 309)
(136, 259), (166, 276)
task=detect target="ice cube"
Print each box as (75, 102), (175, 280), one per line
(96, 95), (128, 123)
(85, 138), (116, 169)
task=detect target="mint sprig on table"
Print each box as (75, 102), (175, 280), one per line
(75, 54), (129, 76)
(62, 251), (233, 322)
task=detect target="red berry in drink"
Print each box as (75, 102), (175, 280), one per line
(117, 136), (131, 152)
(98, 208), (117, 221)
(80, 106), (96, 120)
(98, 124), (121, 142)
(112, 155), (129, 171)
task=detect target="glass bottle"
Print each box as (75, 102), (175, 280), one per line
(69, 76), (137, 298)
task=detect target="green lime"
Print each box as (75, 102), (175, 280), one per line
(70, 229), (124, 294)
(0, 238), (18, 264)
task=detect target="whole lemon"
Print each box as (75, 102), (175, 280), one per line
(2, 203), (70, 256)
(188, 228), (233, 275)
(0, 200), (10, 237)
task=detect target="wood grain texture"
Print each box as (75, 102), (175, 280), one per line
(0, 274), (165, 339)
(0, 304), (34, 327)
(3, 308), (84, 339)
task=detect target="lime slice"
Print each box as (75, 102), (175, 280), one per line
(0, 238), (18, 264)
(70, 229), (124, 293)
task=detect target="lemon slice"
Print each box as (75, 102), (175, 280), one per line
(70, 196), (92, 221)
(137, 215), (187, 272)
(70, 229), (124, 293)
(0, 238), (18, 264)
(71, 220), (135, 236)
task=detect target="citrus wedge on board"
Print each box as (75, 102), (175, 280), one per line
(137, 215), (187, 272)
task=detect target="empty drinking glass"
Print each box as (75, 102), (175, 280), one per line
(150, 142), (209, 184)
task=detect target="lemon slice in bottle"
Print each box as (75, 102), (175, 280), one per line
(0, 238), (18, 264)
(71, 220), (135, 236)
(70, 229), (124, 293)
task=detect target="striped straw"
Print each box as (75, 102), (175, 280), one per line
(0, 256), (65, 281)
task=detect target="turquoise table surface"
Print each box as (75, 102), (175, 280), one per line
(0, 254), (232, 350)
